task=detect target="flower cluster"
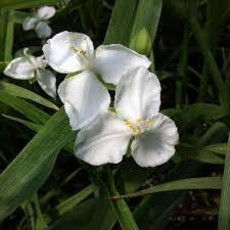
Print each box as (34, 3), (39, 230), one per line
(23, 6), (56, 39)
(4, 48), (56, 98)
(44, 31), (179, 167)
(4, 10), (179, 167)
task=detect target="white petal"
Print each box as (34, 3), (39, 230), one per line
(4, 57), (35, 80)
(22, 17), (38, 31)
(58, 70), (110, 130)
(131, 113), (179, 167)
(36, 69), (56, 98)
(43, 31), (94, 74)
(37, 6), (56, 20)
(115, 66), (161, 121)
(75, 112), (132, 166)
(94, 44), (151, 84)
(35, 21), (52, 38)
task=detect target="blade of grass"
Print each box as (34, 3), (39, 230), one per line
(0, 108), (72, 220)
(56, 184), (97, 216)
(2, 113), (74, 154)
(218, 132), (230, 229)
(0, 82), (59, 111)
(188, 14), (228, 111)
(0, 8), (14, 61)
(0, 91), (50, 124)
(2, 114), (42, 131)
(109, 177), (221, 200)
(104, 0), (138, 46)
(178, 144), (225, 165)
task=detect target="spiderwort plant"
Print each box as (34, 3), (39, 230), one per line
(42, 31), (151, 130)
(4, 48), (56, 98)
(23, 6), (56, 39)
(75, 67), (179, 167)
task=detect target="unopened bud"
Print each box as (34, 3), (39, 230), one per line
(130, 28), (152, 55)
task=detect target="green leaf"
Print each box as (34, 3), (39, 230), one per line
(204, 143), (227, 155)
(218, 132), (230, 229)
(3, 112), (74, 154)
(110, 177), (222, 199)
(172, 103), (225, 131)
(0, 0), (63, 9)
(56, 184), (97, 216)
(0, 82), (59, 111)
(104, 0), (138, 46)
(188, 13), (228, 111)
(0, 91), (50, 124)
(0, 108), (72, 220)
(2, 114), (42, 131)
(49, 198), (117, 230)
(0, 8), (14, 61)
(178, 143), (225, 165)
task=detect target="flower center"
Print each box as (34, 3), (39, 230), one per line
(69, 35), (89, 57)
(125, 117), (155, 137)
(70, 46), (87, 56)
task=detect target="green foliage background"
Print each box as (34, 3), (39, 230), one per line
(0, 0), (230, 229)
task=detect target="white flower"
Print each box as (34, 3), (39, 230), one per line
(4, 49), (56, 98)
(42, 31), (151, 130)
(75, 67), (179, 167)
(22, 6), (56, 39)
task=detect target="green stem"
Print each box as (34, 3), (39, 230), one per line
(106, 166), (139, 230)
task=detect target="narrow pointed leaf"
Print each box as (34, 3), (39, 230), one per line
(0, 8), (14, 61)
(0, 91), (50, 124)
(0, 108), (72, 220)
(0, 82), (59, 111)
(2, 114), (42, 131)
(104, 0), (138, 46)
(56, 184), (97, 216)
(110, 177), (222, 199)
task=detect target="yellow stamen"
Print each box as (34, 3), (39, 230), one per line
(69, 46), (87, 56)
(125, 120), (133, 127)
(125, 117), (155, 137)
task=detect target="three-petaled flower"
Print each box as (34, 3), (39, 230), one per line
(23, 6), (56, 39)
(4, 48), (56, 98)
(74, 67), (179, 167)
(42, 31), (151, 130)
